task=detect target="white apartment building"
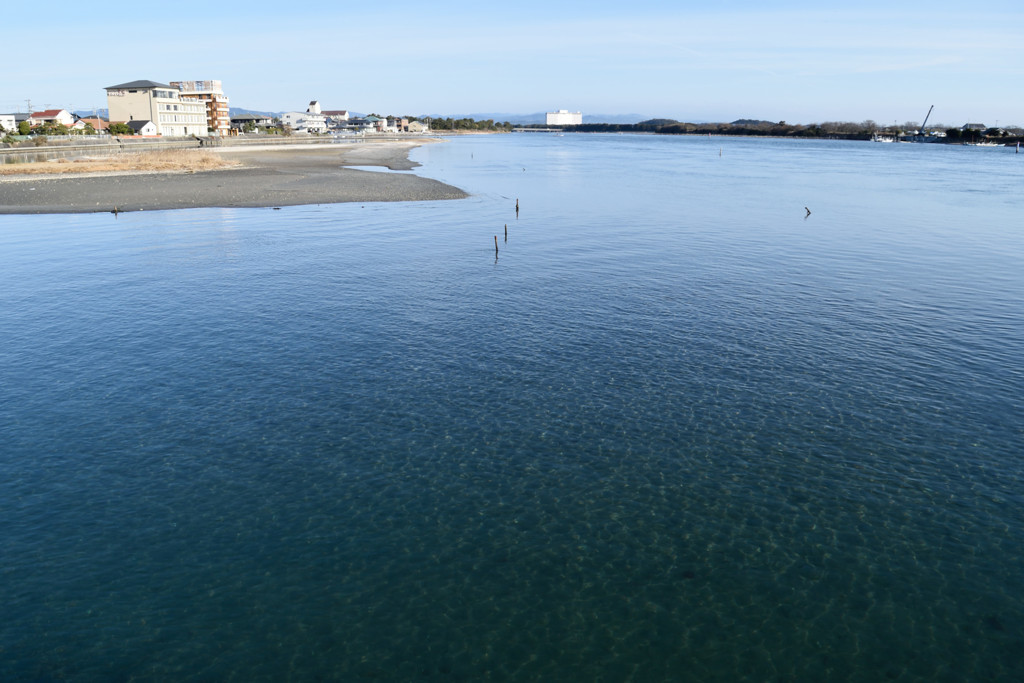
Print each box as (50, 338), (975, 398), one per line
(546, 109), (583, 126)
(105, 80), (207, 136)
(170, 80), (231, 136)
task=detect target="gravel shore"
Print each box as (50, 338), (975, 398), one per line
(0, 139), (467, 214)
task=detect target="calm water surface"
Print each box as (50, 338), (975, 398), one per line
(2, 135), (1022, 681)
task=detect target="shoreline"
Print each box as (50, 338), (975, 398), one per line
(0, 139), (467, 214)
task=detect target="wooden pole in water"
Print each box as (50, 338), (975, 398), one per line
(504, 223), (507, 241)
(515, 198), (519, 218)
(494, 235), (499, 255)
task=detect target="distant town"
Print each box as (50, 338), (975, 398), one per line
(0, 78), (549, 141)
(2, 78), (1021, 146)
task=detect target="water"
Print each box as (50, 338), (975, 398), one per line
(2, 134), (1022, 681)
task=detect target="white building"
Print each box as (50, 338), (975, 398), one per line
(105, 80), (207, 136)
(280, 111), (323, 133)
(29, 109), (75, 128)
(546, 109), (583, 126)
(0, 113), (16, 133)
(170, 80), (231, 136)
(280, 103), (327, 134)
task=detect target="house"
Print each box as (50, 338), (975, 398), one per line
(231, 113), (274, 131)
(105, 80), (208, 136)
(0, 113), (16, 132)
(406, 120), (429, 133)
(75, 116), (109, 132)
(962, 123), (987, 131)
(386, 116), (409, 132)
(345, 117), (381, 133)
(29, 109), (75, 127)
(126, 120), (159, 136)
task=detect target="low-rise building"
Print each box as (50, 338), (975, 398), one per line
(546, 109), (583, 126)
(105, 80), (207, 136)
(322, 110), (349, 127)
(29, 109), (75, 128)
(126, 120), (159, 136)
(281, 101), (327, 133)
(75, 116), (109, 132)
(386, 116), (409, 132)
(170, 80), (231, 136)
(231, 113), (275, 131)
(0, 113), (16, 132)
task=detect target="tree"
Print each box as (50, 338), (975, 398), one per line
(18, 120), (31, 135)
(108, 122), (133, 135)
(35, 121), (68, 136)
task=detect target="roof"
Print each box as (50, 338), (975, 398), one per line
(29, 109), (67, 118)
(127, 120), (154, 131)
(105, 80), (173, 90)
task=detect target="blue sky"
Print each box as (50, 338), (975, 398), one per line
(4, 0), (1022, 126)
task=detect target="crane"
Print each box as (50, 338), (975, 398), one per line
(917, 105), (934, 137)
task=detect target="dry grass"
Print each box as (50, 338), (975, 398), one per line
(0, 149), (239, 176)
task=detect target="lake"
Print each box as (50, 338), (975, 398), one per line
(2, 134), (1022, 681)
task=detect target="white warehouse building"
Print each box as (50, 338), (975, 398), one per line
(546, 109), (582, 126)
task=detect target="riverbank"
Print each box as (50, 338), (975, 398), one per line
(0, 139), (467, 214)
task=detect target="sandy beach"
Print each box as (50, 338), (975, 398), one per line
(0, 139), (467, 214)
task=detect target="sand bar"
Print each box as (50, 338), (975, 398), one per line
(0, 139), (467, 214)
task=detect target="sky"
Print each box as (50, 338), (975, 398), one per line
(3, 0), (1023, 126)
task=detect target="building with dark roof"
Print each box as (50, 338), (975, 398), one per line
(105, 80), (206, 136)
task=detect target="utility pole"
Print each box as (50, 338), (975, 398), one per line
(26, 99), (32, 113)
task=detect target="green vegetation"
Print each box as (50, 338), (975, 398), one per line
(18, 121), (31, 135)
(32, 121), (70, 136)
(522, 119), (882, 140)
(420, 117), (513, 132)
(108, 122), (133, 135)
(520, 118), (1023, 144)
